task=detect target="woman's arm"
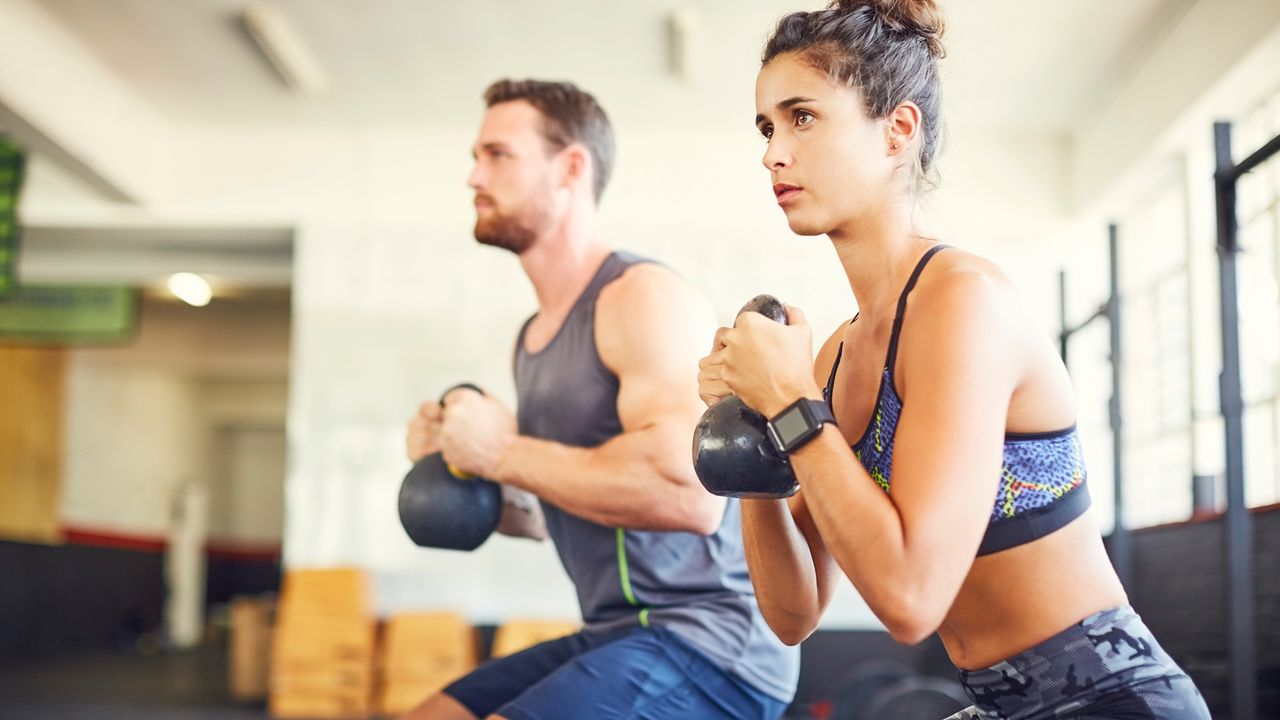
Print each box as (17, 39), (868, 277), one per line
(723, 268), (1024, 643)
(735, 325), (846, 644)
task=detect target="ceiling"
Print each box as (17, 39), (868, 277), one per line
(34, 0), (1190, 134)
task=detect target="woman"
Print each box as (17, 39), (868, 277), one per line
(696, 1), (1209, 717)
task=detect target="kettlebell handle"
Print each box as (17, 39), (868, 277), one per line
(439, 382), (484, 407)
(437, 382), (485, 479)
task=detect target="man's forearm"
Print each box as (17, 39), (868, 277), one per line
(489, 426), (719, 533)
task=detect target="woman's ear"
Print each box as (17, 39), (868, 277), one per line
(885, 101), (922, 154)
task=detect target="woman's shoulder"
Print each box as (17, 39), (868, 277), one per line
(898, 246), (1034, 378)
(913, 246), (1018, 314)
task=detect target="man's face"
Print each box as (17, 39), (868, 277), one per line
(467, 101), (559, 254)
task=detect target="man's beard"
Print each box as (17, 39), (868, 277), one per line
(474, 198), (553, 255)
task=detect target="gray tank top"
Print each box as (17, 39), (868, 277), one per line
(514, 251), (799, 702)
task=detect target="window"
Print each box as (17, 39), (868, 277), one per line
(1119, 180), (1195, 527)
(1234, 86), (1280, 509)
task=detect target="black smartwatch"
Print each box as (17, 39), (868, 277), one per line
(766, 398), (836, 456)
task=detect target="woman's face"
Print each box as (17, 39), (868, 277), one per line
(755, 53), (894, 237)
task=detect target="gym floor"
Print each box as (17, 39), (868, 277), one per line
(0, 643), (266, 720)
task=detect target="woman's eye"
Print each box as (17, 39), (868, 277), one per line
(759, 125), (774, 140)
(796, 111), (814, 127)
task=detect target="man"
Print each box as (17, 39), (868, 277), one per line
(403, 79), (798, 720)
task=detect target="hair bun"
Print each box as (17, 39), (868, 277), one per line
(834, 0), (946, 58)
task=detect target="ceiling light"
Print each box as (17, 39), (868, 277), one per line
(240, 2), (330, 98)
(168, 273), (212, 307)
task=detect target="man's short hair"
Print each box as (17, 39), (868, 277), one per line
(484, 79), (616, 203)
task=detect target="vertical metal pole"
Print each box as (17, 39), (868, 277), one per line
(1058, 270), (1069, 364)
(1107, 223), (1131, 589)
(1214, 121), (1255, 720)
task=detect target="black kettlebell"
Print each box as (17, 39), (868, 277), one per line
(398, 383), (503, 551)
(693, 295), (799, 499)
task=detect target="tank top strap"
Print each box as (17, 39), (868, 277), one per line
(581, 252), (632, 302)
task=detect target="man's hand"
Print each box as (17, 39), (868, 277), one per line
(439, 388), (518, 479)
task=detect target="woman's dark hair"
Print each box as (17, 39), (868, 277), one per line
(763, 0), (945, 180)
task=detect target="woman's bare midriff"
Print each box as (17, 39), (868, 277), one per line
(935, 515), (1129, 670)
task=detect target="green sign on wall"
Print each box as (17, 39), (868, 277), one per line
(0, 286), (137, 344)
(0, 139), (23, 299)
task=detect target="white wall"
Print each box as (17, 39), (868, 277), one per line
(210, 426), (286, 546)
(60, 360), (207, 536)
(59, 296), (290, 545)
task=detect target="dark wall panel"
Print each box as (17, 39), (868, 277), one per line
(1, 540), (281, 667)
(0, 540), (163, 665)
(1124, 506), (1280, 717)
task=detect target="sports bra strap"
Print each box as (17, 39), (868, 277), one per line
(823, 245), (948, 406)
(884, 244), (949, 374)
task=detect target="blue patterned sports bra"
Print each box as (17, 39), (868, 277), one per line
(823, 246), (1091, 556)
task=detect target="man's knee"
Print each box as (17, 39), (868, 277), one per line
(399, 691), (477, 720)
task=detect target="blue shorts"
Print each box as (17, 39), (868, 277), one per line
(444, 625), (788, 720)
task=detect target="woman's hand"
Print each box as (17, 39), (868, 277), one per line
(696, 328), (733, 408)
(713, 305), (822, 417)
(405, 401), (443, 462)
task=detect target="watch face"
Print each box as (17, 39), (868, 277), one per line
(773, 406), (812, 447)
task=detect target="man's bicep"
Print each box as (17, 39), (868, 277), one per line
(615, 359), (699, 433)
(611, 297), (706, 432)
(599, 267), (716, 434)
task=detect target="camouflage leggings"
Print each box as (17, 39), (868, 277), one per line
(946, 606), (1209, 719)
